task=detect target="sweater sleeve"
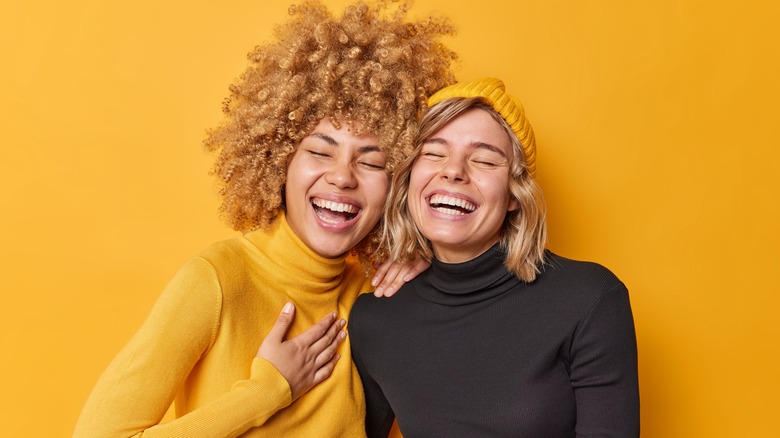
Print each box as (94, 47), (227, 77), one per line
(569, 282), (640, 437)
(73, 257), (292, 438)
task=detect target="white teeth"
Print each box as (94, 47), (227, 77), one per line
(315, 210), (344, 224)
(429, 194), (476, 212)
(312, 198), (358, 214)
(434, 207), (466, 216)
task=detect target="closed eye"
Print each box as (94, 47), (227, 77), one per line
(307, 149), (331, 158)
(359, 161), (386, 170)
(420, 140), (446, 159)
(420, 152), (445, 160)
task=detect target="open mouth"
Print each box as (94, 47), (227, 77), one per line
(428, 194), (476, 216)
(311, 198), (360, 224)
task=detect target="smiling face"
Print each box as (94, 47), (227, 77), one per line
(285, 118), (389, 259)
(408, 108), (519, 263)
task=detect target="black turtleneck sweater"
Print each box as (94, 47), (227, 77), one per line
(349, 246), (639, 437)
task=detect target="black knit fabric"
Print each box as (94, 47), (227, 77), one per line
(349, 245), (639, 437)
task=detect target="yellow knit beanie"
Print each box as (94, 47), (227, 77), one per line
(427, 77), (536, 174)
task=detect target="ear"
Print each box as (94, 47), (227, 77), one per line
(507, 197), (520, 212)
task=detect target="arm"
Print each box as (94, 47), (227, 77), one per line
(74, 257), (344, 437)
(74, 257), (224, 437)
(136, 304), (345, 438)
(569, 283), (640, 437)
(349, 299), (394, 438)
(352, 349), (395, 438)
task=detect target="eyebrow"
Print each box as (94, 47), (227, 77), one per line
(309, 132), (381, 154)
(423, 137), (509, 159)
(309, 132), (338, 145)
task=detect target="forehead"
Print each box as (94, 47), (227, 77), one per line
(308, 118), (380, 145)
(428, 108), (514, 156)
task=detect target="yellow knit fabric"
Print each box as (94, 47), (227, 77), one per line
(427, 77), (537, 174)
(74, 212), (369, 437)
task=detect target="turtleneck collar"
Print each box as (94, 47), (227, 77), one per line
(415, 243), (521, 306)
(242, 211), (348, 286)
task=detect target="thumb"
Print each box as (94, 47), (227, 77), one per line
(266, 302), (295, 343)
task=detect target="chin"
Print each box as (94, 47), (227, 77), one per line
(311, 239), (353, 259)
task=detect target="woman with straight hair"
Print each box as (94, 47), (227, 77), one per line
(350, 78), (640, 437)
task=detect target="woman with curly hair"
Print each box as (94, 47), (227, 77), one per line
(73, 1), (456, 436)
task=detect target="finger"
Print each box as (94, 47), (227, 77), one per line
(265, 302), (295, 343)
(383, 265), (417, 297)
(294, 312), (337, 346)
(310, 317), (345, 354)
(404, 258), (431, 282)
(314, 329), (347, 367)
(371, 258), (393, 287)
(381, 258), (431, 297)
(312, 353), (341, 385)
(373, 262), (404, 297)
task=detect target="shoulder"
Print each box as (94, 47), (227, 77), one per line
(541, 251), (625, 292)
(352, 288), (381, 308)
(161, 235), (259, 312)
(349, 282), (414, 337)
(195, 234), (260, 284)
(196, 234), (254, 268)
(351, 279), (415, 314)
(348, 293), (387, 352)
(350, 292), (380, 325)
(534, 251), (628, 314)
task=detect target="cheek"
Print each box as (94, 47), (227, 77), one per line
(286, 156), (325, 192)
(364, 174), (390, 210)
(407, 176), (427, 221)
(408, 167), (428, 197)
(284, 156), (306, 188)
(489, 178), (514, 211)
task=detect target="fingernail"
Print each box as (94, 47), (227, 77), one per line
(339, 319), (346, 327)
(282, 302), (293, 314)
(384, 288), (393, 297)
(374, 287), (383, 296)
(371, 276), (379, 286)
(339, 331), (347, 340)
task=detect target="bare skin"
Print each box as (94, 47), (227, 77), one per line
(255, 119), (429, 399)
(256, 259), (427, 398)
(372, 257), (431, 297)
(258, 303), (347, 401)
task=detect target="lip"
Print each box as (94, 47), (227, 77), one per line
(424, 189), (479, 219)
(309, 194), (363, 231)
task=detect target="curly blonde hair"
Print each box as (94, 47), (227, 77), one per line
(384, 98), (547, 282)
(203, 0), (457, 265)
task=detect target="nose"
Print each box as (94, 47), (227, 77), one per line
(324, 160), (358, 189)
(440, 157), (468, 183)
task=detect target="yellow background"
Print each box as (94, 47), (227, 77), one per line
(1, 0), (778, 436)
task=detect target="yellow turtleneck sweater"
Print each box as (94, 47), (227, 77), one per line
(74, 212), (370, 437)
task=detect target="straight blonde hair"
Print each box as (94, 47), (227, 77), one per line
(383, 97), (547, 282)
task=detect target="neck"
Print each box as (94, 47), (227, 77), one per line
(431, 238), (501, 264)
